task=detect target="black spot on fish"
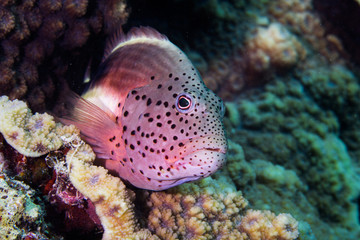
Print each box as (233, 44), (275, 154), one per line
(151, 76), (155, 80)
(147, 98), (152, 106)
(124, 111), (129, 117)
(156, 100), (162, 106)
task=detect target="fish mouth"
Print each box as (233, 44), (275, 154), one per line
(203, 147), (225, 153)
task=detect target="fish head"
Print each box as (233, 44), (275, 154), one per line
(120, 53), (227, 190)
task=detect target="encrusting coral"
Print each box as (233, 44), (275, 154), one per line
(0, 95), (155, 239)
(64, 134), (156, 239)
(0, 175), (60, 239)
(0, 96), (302, 239)
(0, 96), (73, 157)
(225, 77), (360, 239)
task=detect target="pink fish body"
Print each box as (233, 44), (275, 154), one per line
(63, 27), (227, 190)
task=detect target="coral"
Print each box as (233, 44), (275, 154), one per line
(0, 175), (60, 240)
(0, 0), (129, 112)
(0, 94), (304, 240)
(0, 96), (75, 157)
(243, 23), (306, 73)
(64, 133), (157, 239)
(239, 210), (299, 240)
(145, 175), (299, 240)
(226, 78), (360, 239)
(267, 0), (347, 64)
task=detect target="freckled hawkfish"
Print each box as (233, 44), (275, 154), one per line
(61, 27), (227, 190)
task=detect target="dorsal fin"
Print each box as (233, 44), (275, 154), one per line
(103, 26), (169, 61)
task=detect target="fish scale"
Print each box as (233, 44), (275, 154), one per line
(61, 27), (227, 190)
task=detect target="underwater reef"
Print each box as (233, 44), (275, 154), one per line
(1, 0), (360, 239)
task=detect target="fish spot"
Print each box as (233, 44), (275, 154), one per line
(135, 95), (140, 100)
(164, 101), (169, 107)
(142, 95), (147, 100)
(118, 103), (121, 107)
(169, 73), (173, 78)
(131, 130), (136, 135)
(148, 118), (153, 122)
(156, 100), (162, 106)
(130, 144), (135, 150)
(166, 112), (171, 117)
(157, 84), (162, 89)
(147, 98), (152, 106)
(171, 124), (176, 129)
(168, 86), (173, 91)
(156, 122), (162, 127)
(151, 76), (155, 80)
(174, 77), (179, 81)
(124, 111), (129, 117)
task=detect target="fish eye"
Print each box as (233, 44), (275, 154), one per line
(176, 93), (194, 113)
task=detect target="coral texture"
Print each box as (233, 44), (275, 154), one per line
(0, 0), (128, 112)
(64, 134), (156, 239)
(0, 96), (74, 157)
(0, 96), (302, 240)
(0, 176), (59, 239)
(225, 78), (360, 239)
(145, 175), (299, 240)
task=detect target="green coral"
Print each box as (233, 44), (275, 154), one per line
(226, 77), (360, 239)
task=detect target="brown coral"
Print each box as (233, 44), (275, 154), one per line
(145, 176), (299, 240)
(0, 0), (129, 112)
(240, 210), (299, 240)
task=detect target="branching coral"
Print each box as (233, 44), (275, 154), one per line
(145, 175), (299, 240)
(240, 210), (299, 240)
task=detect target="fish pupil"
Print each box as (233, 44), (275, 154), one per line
(178, 96), (191, 109)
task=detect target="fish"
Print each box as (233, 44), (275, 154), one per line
(61, 26), (227, 191)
